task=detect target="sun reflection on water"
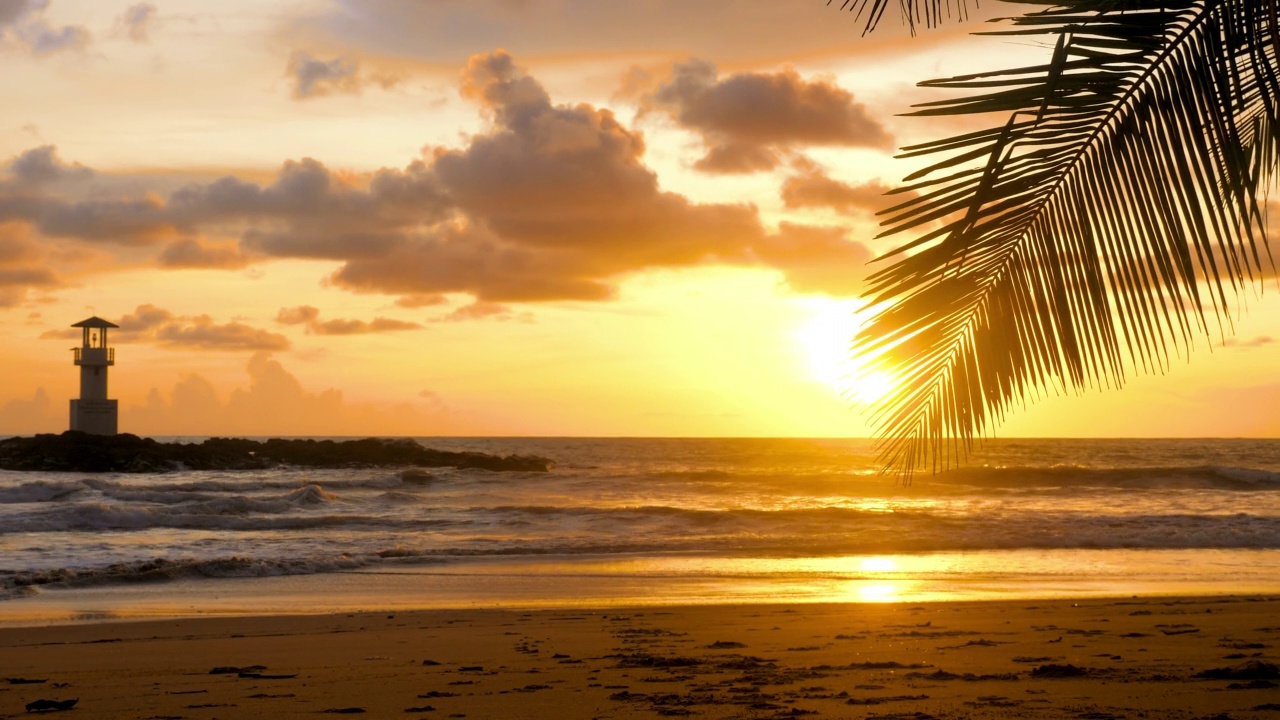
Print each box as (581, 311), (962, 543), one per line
(852, 583), (903, 603)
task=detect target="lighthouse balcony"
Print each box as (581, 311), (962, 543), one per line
(73, 347), (115, 366)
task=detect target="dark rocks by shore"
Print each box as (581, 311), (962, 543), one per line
(0, 432), (550, 473)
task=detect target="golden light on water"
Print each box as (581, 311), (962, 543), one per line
(859, 556), (898, 573)
(853, 583), (902, 602)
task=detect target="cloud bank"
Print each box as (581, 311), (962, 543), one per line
(0, 51), (878, 307)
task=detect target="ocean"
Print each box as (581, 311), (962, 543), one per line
(2, 437), (1279, 625)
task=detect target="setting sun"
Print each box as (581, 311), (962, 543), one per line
(793, 300), (859, 390)
(793, 300), (896, 405)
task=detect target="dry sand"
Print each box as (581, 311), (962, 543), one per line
(2, 596), (1279, 719)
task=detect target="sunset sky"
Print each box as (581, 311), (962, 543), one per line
(2, 0), (1278, 438)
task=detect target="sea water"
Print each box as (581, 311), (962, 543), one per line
(2, 437), (1278, 624)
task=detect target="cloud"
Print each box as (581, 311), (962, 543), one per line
(115, 3), (155, 43)
(6, 145), (93, 184)
(394, 293), (449, 308)
(781, 165), (898, 215)
(275, 305), (422, 334)
(0, 387), (60, 434)
(128, 352), (455, 436)
(0, 223), (58, 306)
(0, 0), (91, 56)
(287, 51), (359, 98)
(0, 265), (58, 306)
(41, 303), (290, 352)
(286, 50), (397, 99)
(329, 50), (782, 300)
(1223, 335), (1274, 349)
(752, 223), (873, 296)
(275, 305), (320, 326)
(0, 52), (878, 303)
(637, 59), (894, 173)
(157, 238), (251, 269)
(155, 316), (291, 351)
(433, 301), (532, 323)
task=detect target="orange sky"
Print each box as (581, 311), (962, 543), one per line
(1, 0), (1278, 438)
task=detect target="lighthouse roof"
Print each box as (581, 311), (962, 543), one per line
(71, 316), (119, 329)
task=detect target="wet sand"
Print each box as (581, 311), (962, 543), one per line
(1, 596), (1278, 719)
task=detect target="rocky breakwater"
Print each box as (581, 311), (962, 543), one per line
(0, 432), (550, 473)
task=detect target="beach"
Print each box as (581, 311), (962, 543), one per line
(3, 596), (1279, 719)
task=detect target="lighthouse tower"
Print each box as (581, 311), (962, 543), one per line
(70, 316), (119, 435)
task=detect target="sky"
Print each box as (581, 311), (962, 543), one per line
(1, 0), (1278, 438)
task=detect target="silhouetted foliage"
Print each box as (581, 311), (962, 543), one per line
(837, 0), (1280, 477)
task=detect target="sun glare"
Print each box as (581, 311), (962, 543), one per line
(793, 301), (896, 405)
(859, 556), (898, 573)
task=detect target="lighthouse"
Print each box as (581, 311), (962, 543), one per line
(70, 316), (119, 435)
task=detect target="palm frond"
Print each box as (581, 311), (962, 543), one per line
(827, 0), (981, 34)
(858, 0), (1280, 478)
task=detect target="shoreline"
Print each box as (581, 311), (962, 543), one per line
(8, 548), (1280, 629)
(2, 595), (1278, 718)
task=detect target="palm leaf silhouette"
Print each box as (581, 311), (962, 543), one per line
(827, 0), (980, 33)
(843, 0), (1280, 477)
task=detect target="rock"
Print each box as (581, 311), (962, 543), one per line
(25, 698), (78, 713)
(1030, 664), (1090, 678)
(0, 432), (550, 473)
(1196, 660), (1280, 680)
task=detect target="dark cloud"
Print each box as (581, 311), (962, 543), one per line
(0, 266), (57, 287)
(0, 0), (32, 25)
(115, 3), (156, 43)
(0, 0), (91, 56)
(286, 50), (398, 99)
(0, 154), (448, 249)
(32, 195), (174, 244)
(157, 238), (252, 269)
(638, 59), (894, 173)
(0, 265), (58, 306)
(394, 293), (449, 308)
(155, 316), (290, 351)
(288, 51), (359, 98)
(275, 304), (422, 334)
(781, 166), (898, 215)
(6, 145), (93, 184)
(115, 303), (175, 334)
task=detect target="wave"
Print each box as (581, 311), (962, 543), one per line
(929, 464), (1280, 490)
(0, 554), (384, 598)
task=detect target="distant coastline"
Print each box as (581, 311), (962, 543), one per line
(0, 432), (550, 473)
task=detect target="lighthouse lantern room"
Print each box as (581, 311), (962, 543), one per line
(70, 316), (119, 435)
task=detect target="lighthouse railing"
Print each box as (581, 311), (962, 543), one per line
(73, 347), (114, 365)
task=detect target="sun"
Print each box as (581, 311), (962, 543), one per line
(792, 300), (896, 405)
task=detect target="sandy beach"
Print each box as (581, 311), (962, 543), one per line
(2, 595), (1278, 719)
